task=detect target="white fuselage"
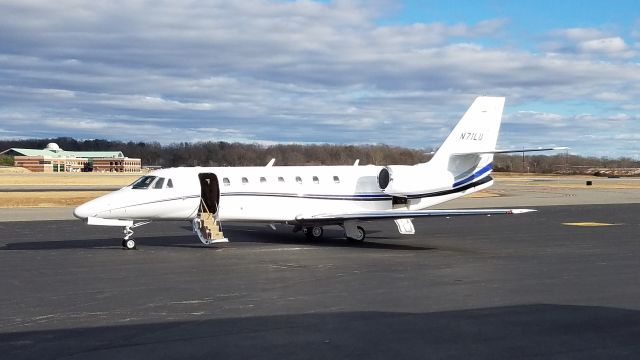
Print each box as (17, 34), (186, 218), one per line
(73, 163), (493, 224)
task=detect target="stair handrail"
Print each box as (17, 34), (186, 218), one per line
(199, 197), (211, 214)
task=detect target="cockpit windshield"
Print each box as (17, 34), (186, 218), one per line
(131, 176), (157, 189)
(153, 177), (165, 189)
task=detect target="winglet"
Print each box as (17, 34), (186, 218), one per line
(510, 209), (537, 214)
(266, 158), (276, 167)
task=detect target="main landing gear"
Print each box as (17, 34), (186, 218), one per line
(303, 225), (324, 240)
(346, 226), (366, 242)
(298, 224), (366, 242)
(121, 221), (151, 250)
(343, 221), (366, 243)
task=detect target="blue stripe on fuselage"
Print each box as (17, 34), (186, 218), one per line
(452, 163), (493, 188)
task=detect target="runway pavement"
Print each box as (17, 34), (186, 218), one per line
(1, 203), (640, 359)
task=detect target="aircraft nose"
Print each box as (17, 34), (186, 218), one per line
(73, 203), (93, 220)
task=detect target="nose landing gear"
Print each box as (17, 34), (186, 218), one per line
(121, 221), (151, 250)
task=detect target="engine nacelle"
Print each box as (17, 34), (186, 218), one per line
(377, 165), (434, 196)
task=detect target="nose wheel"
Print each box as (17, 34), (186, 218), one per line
(122, 238), (136, 250)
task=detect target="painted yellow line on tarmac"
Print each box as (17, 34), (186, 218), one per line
(562, 222), (619, 227)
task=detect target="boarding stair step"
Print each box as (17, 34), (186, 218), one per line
(198, 212), (226, 241)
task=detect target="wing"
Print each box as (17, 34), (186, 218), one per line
(296, 208), (535, 224)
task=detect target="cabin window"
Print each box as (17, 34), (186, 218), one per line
(223, 177), (230, 186)
(131, 176), (156, 189)
(153, 177), (165, 189)
(296, 176), (302, 184)
(242, 177), (248, 184)
(333, 176), (340, 184)
(278, 177), (285, 183)
(260, 177), (267, 183)
(167, 178), (174, 188)
(313, 176), (319, 184)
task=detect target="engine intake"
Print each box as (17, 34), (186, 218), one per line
(378, 167), (391, 190)
(377, 165), (435, 196)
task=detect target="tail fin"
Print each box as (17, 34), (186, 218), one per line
(430, 96), (505, 164)
(427, 96), (505, 183)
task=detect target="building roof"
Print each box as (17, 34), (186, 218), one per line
(45, 143), (61, 151)
(1, 148), (125, 159)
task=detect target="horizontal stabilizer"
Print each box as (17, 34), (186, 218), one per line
(452, 147), (568, 156)
(296, 208), (536, 223)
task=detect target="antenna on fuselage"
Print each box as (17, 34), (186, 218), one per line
(266, 158), (276, 167)
(353, 159), (360, 166)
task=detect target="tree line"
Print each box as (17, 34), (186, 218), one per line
(493, 153), (640, 175)
(0, 137), (428, 167)
(1, 137), (638, 175)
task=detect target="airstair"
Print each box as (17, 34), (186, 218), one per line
(193, 199), (228, 245)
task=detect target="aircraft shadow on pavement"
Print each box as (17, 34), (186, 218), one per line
(190, 225), (435, 251)
(2, 304), (639, 360)
(0, 227), (435, 251)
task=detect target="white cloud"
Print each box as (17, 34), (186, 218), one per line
(544, 27), (635, 58)
(505, 111), (566, 127)
(0, 1), (638, 156)
(593, 91), (631, 102)
(578, 37), (629, 53)
(557, 28), (609, 42)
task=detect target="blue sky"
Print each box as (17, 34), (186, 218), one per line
(0, 0), (639, 157)
(394, 1), (639, 29)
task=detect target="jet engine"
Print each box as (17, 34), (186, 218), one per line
(377, 165), (433, 196)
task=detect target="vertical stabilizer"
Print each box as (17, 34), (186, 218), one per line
(430, 96), (505, 164)
(427, 97), (504, 183)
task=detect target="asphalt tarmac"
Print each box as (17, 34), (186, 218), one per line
(1, 204), (640, 359)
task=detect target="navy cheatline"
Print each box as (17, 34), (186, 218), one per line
(452, 163), (493, 188)
(220, 176), (492, 202)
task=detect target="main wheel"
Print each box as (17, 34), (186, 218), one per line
(304, 226), (323, 240)
(124, 239), (136, 250)
(347, 226), (366, 242)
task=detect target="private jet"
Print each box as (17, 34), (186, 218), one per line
(74, 96), (564, 249)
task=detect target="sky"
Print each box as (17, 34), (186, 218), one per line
(0, 0), (639, 157)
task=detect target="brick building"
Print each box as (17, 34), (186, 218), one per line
(1, 143), (141, 173)
(92, 158), (142, 173)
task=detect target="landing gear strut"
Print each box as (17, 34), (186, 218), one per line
(121, 221), (151, 250)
